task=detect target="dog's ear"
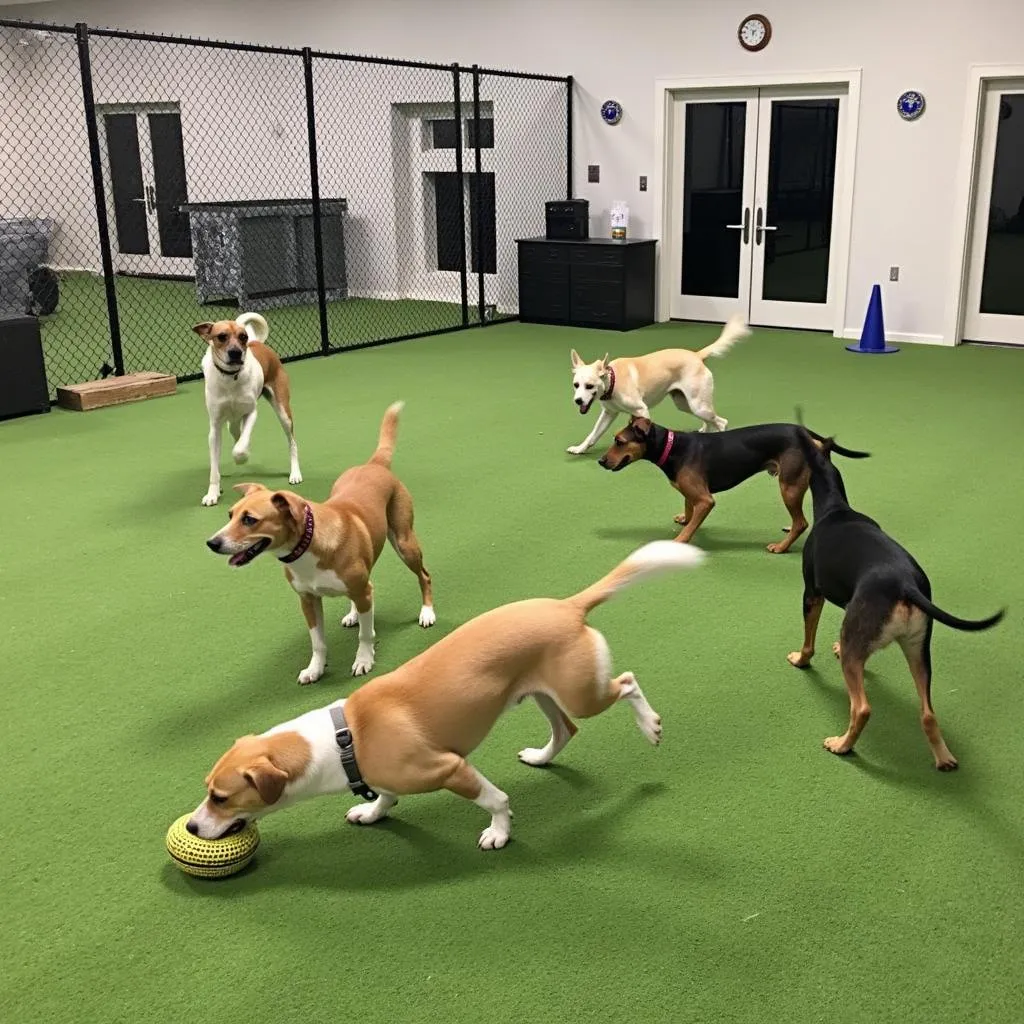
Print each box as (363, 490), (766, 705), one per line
(271, 490), (304, 526)
(192, 322), (214, 341)
(630, 417), (652, 439)
(570, 349), (582, 369)
(232, 482), (267, 496)
(243, 757), (289, 805)
(597, 353), (610, 370)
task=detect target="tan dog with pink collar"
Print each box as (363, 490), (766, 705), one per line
(186, 540), (705, 850)
(205, 401), (434, 681)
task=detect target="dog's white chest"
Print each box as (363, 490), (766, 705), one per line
(203, 351), (264, 413)
(284, 552), (348, 597)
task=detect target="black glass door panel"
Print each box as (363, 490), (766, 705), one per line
(104, 113), (149, 255)
(761, 99), (838, 304)
(681, 102), (746, 298)
(980, 93), (1024, 316)
(148, 112), (192, 259)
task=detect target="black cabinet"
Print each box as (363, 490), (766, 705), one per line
(516, 237), (656, 331)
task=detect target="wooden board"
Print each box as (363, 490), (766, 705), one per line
(56, 372), (177, 412)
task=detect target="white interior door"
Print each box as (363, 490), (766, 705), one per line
(98, 104), (193, 276)
(671, 84), (846, 331)
(963, 82), (1024, 345)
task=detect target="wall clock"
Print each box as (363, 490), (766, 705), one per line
(600, 100), (623, 126)
(897, 90), (925, 121)
(738, 14), (772, 52)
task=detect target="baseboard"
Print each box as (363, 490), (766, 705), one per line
(840, 328), (950, 347)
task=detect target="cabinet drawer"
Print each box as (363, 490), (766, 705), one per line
(569, 245), (626, 267)
(518, 243), (569, 267)
(571, 264), (624, 287)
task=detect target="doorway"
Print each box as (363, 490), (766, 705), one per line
(668, 84), (846, 329)
(97, 104), (192, 276)
(962, 80), (1024, 345)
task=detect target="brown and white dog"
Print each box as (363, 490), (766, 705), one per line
(195, 312), (302, 507)
(567, 313), (750, 455)
(205, 401), (434, 681)
(186, 540), (705, 849)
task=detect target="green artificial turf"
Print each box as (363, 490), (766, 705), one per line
(1, 320), (1022, 1024)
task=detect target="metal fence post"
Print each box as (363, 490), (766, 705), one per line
(302, 46), (330, 355)
(471, 65), (485, 325)
(76, 22), (124, 377)
(566, 75), (574, 199)
(452, 63), (469, 327)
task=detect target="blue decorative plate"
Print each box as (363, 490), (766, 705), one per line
(897, 90), (925, 121)
(600, 100), (623, 126)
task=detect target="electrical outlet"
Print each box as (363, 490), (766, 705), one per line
(889, 266), (899, 282)
(587, 164), (600, 183)
(639, 175), (648, 191)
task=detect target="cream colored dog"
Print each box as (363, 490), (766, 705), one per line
(186, 540), (705, 850)
(205, 401), (434, 681)
(567, 313), (750, 454)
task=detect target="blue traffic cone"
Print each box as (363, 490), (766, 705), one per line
(846, 284), (898, 354)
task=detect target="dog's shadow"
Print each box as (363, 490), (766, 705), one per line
(159, 772), (720, 896)
(593, 524), (771, 553)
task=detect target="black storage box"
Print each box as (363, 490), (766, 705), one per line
(545, 199), (589, 241)
(0, 315), (50, 420)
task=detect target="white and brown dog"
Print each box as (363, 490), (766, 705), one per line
(567, 313), (751, 455)
(205, 401), (434, 681)
(194, 312), (302, 507)
(186, 540), (705, 850)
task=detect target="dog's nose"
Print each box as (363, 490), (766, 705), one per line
(575, 397), (584, 406)
(598, 457), (608, 468)
(206, 537), (223, 553)
(185, 819), (200, 836)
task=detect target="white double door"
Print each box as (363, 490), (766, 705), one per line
(669, 84), (847, 330)
(963, 80), (1024, 345)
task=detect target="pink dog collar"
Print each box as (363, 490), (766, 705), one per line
(279, 504), (315, 563)
(656, 430), (675, 468)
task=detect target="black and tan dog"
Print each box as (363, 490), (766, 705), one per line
(597, 418), (869, 552)
(786, 434), (1004, 770)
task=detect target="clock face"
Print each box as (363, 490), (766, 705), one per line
(738, 15), (771, 51)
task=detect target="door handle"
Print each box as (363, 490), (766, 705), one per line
(144, 184), (156, 214)
(725, 207), (751, 245)
(755, 207), (777, 246)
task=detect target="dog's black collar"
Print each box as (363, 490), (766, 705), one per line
(212, 359), (243, 378)
(278, 504), (315, 563)
(328, 704), (378, 802)
(601, 366), (616, 400)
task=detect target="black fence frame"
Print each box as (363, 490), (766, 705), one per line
(1, 17), (573, 388)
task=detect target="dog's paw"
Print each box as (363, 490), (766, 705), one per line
(351, 644), (375, 677)
(673, 514), (689, 525)
(823, 736), (854, 756)
(518, 747), (552, 767)
(766, 542), (790, 554)
(289, 470), (303, 485)
(477, 826), (510, 851)
(832, 642), (842, 659)
(787, 651), (812, 668)
(346, 802), (389, 825)
(566, 444), (588, 455)
(231, 445), (250, 465)
(418, 605), (436, 628)
(297, 663), (325, 685)
(637, 711), (662, 746)
(341, 607), (359, 628)
(201, 488), (221, 506)
(935, 753), (960, 772)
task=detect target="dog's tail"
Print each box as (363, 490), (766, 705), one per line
(906, 590), (1006, 633)
(568, 541), (705, 615)
(697, 313), (750, 361)
(237, 311), (269, 342)
(804, 429), (871, 460)
(369, 401), (405, 467)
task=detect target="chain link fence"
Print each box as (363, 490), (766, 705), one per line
(0, 19), (571, 397)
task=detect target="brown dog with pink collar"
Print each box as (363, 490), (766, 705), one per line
(597, 417), (870, 552)
(205, 402), (435, 681)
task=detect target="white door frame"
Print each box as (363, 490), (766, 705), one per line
(653, 69), (862, 335)
(944, 64), (1024, 347)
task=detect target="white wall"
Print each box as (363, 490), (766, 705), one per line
(8, 0), (1024, 341)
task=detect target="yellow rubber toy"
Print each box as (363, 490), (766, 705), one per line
(165, 814), (260, 879)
